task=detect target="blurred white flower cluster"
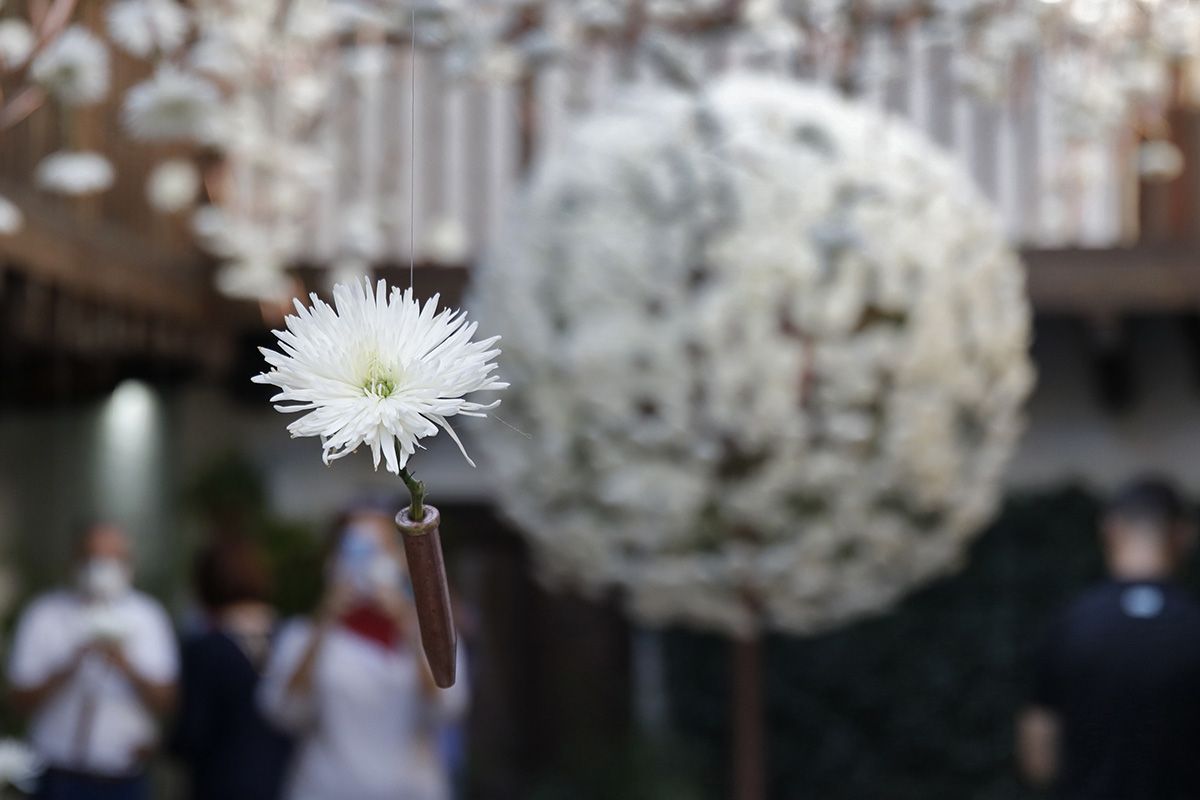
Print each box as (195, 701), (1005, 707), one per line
(474, 73), (1034, 638)
(5, 0), (1185, 289)
(0, 738), (38, 794)
(0, 0), (204, 224)
(325, 0), (1200, 138)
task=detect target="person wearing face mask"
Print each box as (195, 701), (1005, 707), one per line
(6, 522), (178, 800)
(258, 503), (469, 800)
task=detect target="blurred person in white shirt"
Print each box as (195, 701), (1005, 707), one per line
(259, 503), (469, 800)
(7, 522), (177, 800)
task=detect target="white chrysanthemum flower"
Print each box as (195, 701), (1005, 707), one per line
(146, 159), (201, 212)
(0, 19), (34, 68)
(35, 151), (115, 195)
(254, 279), (507, 474)
(123, 67), (222, 142)
(0, 194), (23, 235)
(106, 0), (189, 57)
(0, 738), (38, 790)
(31, 26), (109, 106)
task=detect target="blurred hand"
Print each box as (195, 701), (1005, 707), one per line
(85, 637), (133, 677)
(377, 586), (418, 638)
(318, 579), (357, 625)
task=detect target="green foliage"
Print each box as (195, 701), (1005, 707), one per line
(257, 514), (323, 617)
(182, 450), (268, 520)
(526, 736), (709, 800)
(183, 450), (322, 616)
(662, 487), (1113, 800)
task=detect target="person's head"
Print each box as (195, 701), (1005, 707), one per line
(193, 537), (273, 614)
(324, 500), (408, 606)
(73, 522), (133, 601)
(1102, 476), (1194, 580)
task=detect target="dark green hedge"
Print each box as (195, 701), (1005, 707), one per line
(661, 486), (1141, 800)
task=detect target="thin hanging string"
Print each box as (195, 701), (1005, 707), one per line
(410, 4), (417, 291)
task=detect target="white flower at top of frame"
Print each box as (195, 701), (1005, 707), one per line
(253, 279), (508, 474)
(283, 74), (329, 120)
(216, 260), (293, 303)
(0, 19), (34, 68)
(1138, 139), (1185, 182)
(188, 35), (244, 80)
(191, 205), (237, 254)
(286, 0), (339, 41)
(31, 26), (110, 106)
(569, 0), (626, 29)
(339, 204), (386, 260)
(0, 738), (39, 789)
(0, 194), (22, 235)
(106, 0), (189, 58)
(741, 0), (782, 25)
(645, 0), (725, 20)
(123, 67), (222, 143)
(146, 159), (201, 213)
(346, 45), (389, 79)
(424, 218), (471, 265)
(35, 152), (114, 196)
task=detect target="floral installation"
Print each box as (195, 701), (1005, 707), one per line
(106, 0), (189, 58)
(254, 276), (505, 687)
(473, 72), (1034, 637)
(30, 25), (110, 106)
(121, 66), (221, 142)
(0, 0), (1187, 282)
(35, 151), (115, 195)
(0, 19), (34, 69)
(145, 158), (201, 213)
(159, 0), (1199, 299)
(0, 0), (196, 232)
(0, 196), (22, 235)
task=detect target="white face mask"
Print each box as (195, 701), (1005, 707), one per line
(335, 526), (402, 597)
(78, 558), (131, 601)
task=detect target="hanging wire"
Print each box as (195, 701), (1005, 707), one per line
(410, 4), (417, 291)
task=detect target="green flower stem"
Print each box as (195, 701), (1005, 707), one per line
(400, 467), (426, 522)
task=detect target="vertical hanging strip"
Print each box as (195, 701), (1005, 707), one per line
(410, 5), (417, 289)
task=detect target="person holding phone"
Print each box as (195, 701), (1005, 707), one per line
(258, 503), (469, 800)
(7, 523), (177, 800)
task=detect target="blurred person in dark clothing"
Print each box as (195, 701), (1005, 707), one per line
(170, 537), (292, 800)
(1018, 476), (1200, 799)
(7, 523), (177, 800)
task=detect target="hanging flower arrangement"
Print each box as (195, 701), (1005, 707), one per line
(254, 276), (506, 685)
(473, 72), (1035, 637)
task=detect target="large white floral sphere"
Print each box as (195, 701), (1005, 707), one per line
(473, 73), (1034, 638)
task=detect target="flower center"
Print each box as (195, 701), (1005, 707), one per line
(362, 356), (400, 398)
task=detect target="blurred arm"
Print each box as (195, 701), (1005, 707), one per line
(283, 622), (331, 701)
(8, 648), (86, 716)
(7, 599), (83, 716)
(1016, 706), (1060, 788)
(259, 618), (329, 734)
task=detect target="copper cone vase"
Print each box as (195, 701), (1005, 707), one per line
(395, 504), (457, 688)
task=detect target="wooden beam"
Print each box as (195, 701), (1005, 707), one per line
(1022, 244), (1200, 315)
(0, 183), (213, 322)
